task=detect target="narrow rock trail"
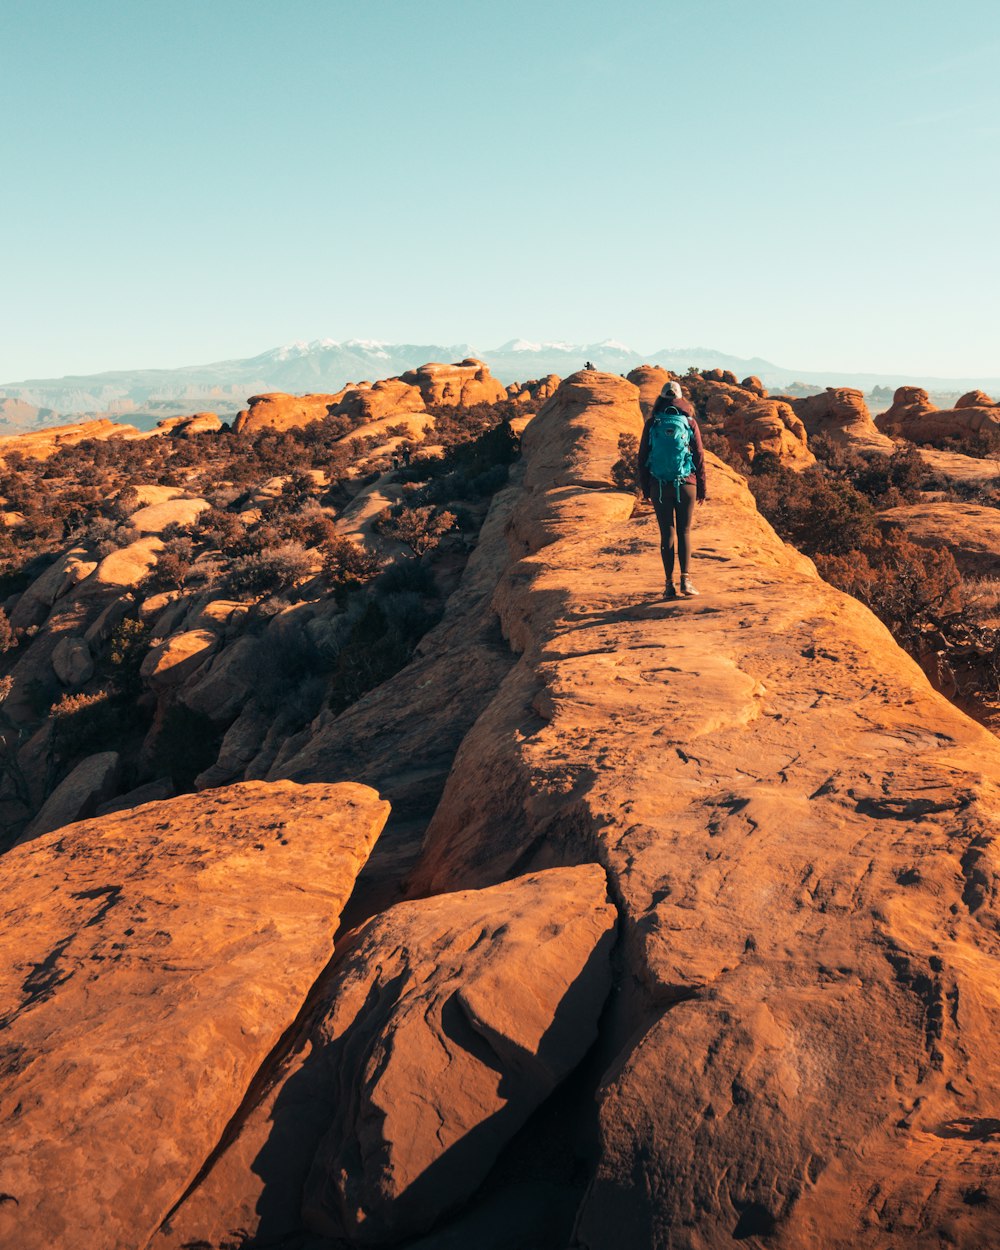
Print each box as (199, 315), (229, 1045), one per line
(408, 372), (1000, 1247)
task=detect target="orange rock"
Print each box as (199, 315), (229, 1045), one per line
(86, 536), (164, 590)
(0, 781), (388, 1250)
(408, 370), (1000, 1247)
(155, 865), (615, 1249)
(155, 411), (223, 436)
(0, 417), (143, 463)
(139, 627), (218, 689)
(22, 750), (120, 838)
(625, 364), (674, 416)
(877, 385), (1000, 443)
(331, 377), (426, 421)
(877, 501), (1000, 576)
(128, 497), (209, 533)
(724, 397), (815, 467)
(791, 386), (895, 452)
(875, 385), (936, 434)
(955, 389), (996, 409)
(400, 358), (507, 407)
(741, 374), (767, 395)
(232, 392), (341, 435)
(507, 374), (561, 405)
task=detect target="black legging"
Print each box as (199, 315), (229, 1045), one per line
(651, 482), (697, 582)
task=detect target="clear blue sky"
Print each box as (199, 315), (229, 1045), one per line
(2, 0), (999, 381)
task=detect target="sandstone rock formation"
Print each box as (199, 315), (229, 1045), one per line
(51, 633), (94, 686)
(877, 386), (1000, 443)
(156, 410), (223, 436)
(877, 501), (1000, 577)
(724, 396), (815, 466)
(917, 446), (1000, 487)
(955, 389), (996, 409)
(401, 358), (507, 407)
(128, 496), (210, 533)
(232, 391), (342, 435)
(791, 386), (895, 452)
(506, 374), (561, 406)
(625, 364), (674, 416)
(21, 750), (120, 838)
(405, 370), (1000, 1248)
(0, 417), (143, 463)
(0, 782), (389, 1250)
(331, 377), (426, 421)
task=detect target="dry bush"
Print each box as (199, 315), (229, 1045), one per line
(373, 505), (456, 556)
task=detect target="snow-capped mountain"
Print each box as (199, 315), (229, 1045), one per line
(3, 339), (999, 432)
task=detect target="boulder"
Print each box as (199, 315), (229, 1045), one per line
(506, 374), (561, 406)
(9, 549), (97, 629)
(791, 386), (894, 452)
(955, 389), (996, 409)
(87, 536), (164, 590)
(0, 781), (389, 1250)
(723, 397), (815, 467)
(95, 776), (175, 816)
(51, 635), (94, 687)
(400, 358), (507, 408)
(128, 497), (209, 533)
(232, 392), (341, 435)
(139, 628), (218, 690)
(625, 364), (674, 417)
(83, 595), (137, 645)
(178, 634), (261, 722)
(23, 751), (120, 839)
(331, 377), (426, 422)
(156, 411), (223, 437)
(740, 374), (766, 395)
(154, 866), (615, 1250)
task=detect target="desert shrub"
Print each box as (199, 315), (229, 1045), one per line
(611, 433), (639, 492)
(817, 537), (963, 642)
(322, 535), (381, 589)
(935, 425), (1000, 461)
(49, 689), (121, 763)
(226, 541), (313, 596)
(149, 537), (195, 591)
(108, 617), (151, 695)
(748, 464), (879, 556)
(373, 505), (456, 556)
(110, 485), (140, 520)
(326, 591), (443, 714)
(0, 609), (16, 654)
(376, 558), (438, 596)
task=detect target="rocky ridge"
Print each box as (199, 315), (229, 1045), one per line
(2, 369), (1000, 1248)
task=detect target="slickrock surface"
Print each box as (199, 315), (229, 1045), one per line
(878, 501), (1000, 577)
(128, 496), (210, 533)
(408, 371), (1000, 1248)
(0, 781), (389, 1250)
(791, 386), (894, 452)
(0, 417), (142, 462)
(918, 446), (1000, 486)
(332, 377), (426, 421)
(156, 865), (615, 1249)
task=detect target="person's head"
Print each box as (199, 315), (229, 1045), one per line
(652, 379), (684, 415)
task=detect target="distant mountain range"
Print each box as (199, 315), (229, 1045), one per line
(3, 338), (999, 433)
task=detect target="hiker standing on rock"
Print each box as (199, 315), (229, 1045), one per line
(638, 380), (707, 600)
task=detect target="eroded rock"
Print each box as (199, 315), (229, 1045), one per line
(0, 781), (389, 1250)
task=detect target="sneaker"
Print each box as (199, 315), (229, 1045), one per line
(663, 583), (679, 600)
(680, 577), (699, 597)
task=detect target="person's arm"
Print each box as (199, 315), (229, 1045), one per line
(689, 418), (707, 501)
(637, 419), (652, 498)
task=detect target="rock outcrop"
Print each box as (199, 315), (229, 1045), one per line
(232, 391), (342, 434)
(955, 389), (996, 409)
(406, 370), (1000, 1248)
(507, 374), (561, 406)
(791, 386), (894, 452)
(724, 396), (815, 466)
(128, 496), (210, 533)
(0, 417), (143, 463)
(877, 501), (1000, 577)
(877, 386), (1000, 443)
(401, 358), (507, 408)
(0, 781), (389, 1250)
(625, 364), (674, 416)
(22, 750), (121, 838)
(331, 377), (426, 421)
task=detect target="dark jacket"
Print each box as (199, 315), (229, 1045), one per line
(638, 398), (707, 501)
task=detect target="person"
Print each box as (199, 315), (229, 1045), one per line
(637, 380), (707, 599)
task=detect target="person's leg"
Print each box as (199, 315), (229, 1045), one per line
(651, 489), (678, 590)
(676, 484), (699, 592)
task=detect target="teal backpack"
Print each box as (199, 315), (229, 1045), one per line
(647, 407), (695, 501)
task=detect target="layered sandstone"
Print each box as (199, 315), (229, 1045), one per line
(0, 781), (388, 1250)
(0, 417), (143, 462)
(331, 377), (426, 421)
(507, 373), (561, 406)
(791, 386), (894, 452)
(407, 370), (1000, 1248)
(626, 364), (674, 416)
